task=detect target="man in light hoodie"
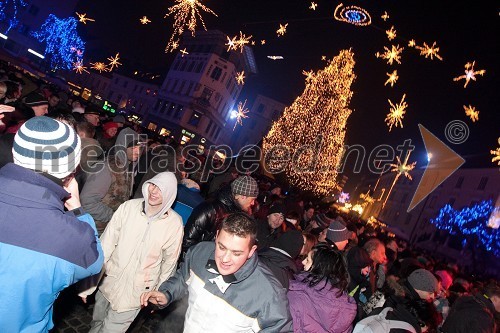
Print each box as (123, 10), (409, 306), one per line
(80, 172), (184, 333)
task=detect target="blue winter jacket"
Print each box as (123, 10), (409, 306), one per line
(0, 163), (104, 333)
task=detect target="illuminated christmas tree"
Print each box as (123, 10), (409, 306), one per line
(263, 49), (356, 195)
(32, 14), (85, 70)
(0, 0), (27, 33)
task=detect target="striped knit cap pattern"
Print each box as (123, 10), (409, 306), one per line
(12, 116), (81, 179)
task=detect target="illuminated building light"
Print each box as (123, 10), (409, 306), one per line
(28, 48), (45, 59)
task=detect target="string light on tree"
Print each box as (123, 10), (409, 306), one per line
(75, 12), (95, 24)
(277, 23), (288, 37)
(106, 53), (122, 71)
(376, 44), (404, 65)
(453, 61), (486, 88)
(386, 26), (396, 41)
(31, 15), (85, 70)
(415, 41), (443, 61)
(0, 0), (28, 33)
(463, 105), (479, 122)
(164, 0), (217, 52)
(90, 62), (108, 73)
(73, 60), (89, 74)
(491, 138), (500, 166)
(381, 11), (389, 21)
(384, 70), (399, 87)
(263, 50), (356, 195)
(334, 3), (372, 26)
(232, 100), (250, 130)
(309, 2), (318, 10)
(235, 71), (245, 85)
(140, 16), (151, 24)
(385, 93), (408, 131)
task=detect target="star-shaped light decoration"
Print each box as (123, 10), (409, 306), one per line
(415, 41), (443, 61)
(235, 71), (245, 85)
(384, 70), (399, 87)
(463, 105), (479, 122)
(171, 40), (179, 50)
(225, 35), (237, 51)
(386, 26), (396, 41)
(390, 155), (416, 181)
(251, 41), (256, 46)
(90, 62), (108, 73)
(180, 48), (189, 57)
(107, 53), (122, 71)
(381, 11), (389, 21)
(261, 40), (266, 45)
(453, 61), (486, 88)
(267, 55), (284, 60)
(408, 39), (416, 47)
(375, 44), (404, 65)
(302, 70), (314, 82)
(73, 60), (89, 74)
(164, 0), (218, 52)
(491, 138), (500, 166)
(75, 12), (95, 25)
(277, 23), (288, 37)
(233, 100), (250, 130)
(385, 94), (408, 131)
(309, 2), (318, 10)
(321, 55), (327, 61)
(228, 31), (252, 53)
(140, 16), (151, 24)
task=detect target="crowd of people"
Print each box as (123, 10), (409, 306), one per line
(0, 60), (499, 333)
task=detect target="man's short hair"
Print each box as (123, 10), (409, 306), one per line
(220, 212), (257, 246)
(363, 238), (384, 254)
(484, 282), (500, 298)
(76, 120), (96, 138)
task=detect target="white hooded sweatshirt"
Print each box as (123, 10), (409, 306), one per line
(80, 172), (183, 312)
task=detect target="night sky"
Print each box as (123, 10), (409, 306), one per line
(74, 0), (499, 191)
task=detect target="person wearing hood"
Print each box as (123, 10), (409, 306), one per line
(80, 127), (145, 233)
(80, 172), (183, 333)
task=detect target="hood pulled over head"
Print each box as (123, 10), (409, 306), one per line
(142, 172), (178, 218)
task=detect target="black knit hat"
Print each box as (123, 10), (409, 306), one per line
(271, 230), (303, 259)
(24, 92), (49, 107)
(346, 246), (373, 268)
(268, 203), (285, 216)
(326, 220), (351, 243)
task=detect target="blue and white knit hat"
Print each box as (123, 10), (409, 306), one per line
(12, 116), (81, 179)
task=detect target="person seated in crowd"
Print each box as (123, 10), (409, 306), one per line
(258, 230), (304, 289)
(288, 243), (358, 332)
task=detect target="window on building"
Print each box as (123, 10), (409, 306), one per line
(206, 64), (213, 76)
(226, 77), (232, 89)
(455, 176), (464, 189)
(210, 66), (223, 81)
(188, 111), (202, 127)
(154, 99), (163, 111)
(256, 103), (265, 113)
(148, 122), (157, 131)
(173, 60), (181, 71)
(170, 79), (179, 92)
(179, 60), (188, 72)
(174, 105), (184, 119)
(195, 62), (204, 73)
(201, 87), (213, 101)
(186, 82), (194, 96)
(28, 4), (39, 15)
(205, 120), (213, 134)
(187, 61), (195, 72)
(210, 124), (217, 138)
(167, 103), (176, 117)
(477, 177), (488, 190)
(160, 101), (169, 114)
(178, 80), (186, 94)
(221, 72), (227, 83)
(214, 127), (221, 140)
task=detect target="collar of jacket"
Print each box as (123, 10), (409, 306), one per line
(205, 251), (259, 285)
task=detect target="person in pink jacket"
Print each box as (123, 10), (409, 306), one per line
(288, 243), (358, 333)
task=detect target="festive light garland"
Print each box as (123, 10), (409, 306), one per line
(0, 0), (27, 33)
(334, 3), (372, 26)
(263, 49), (356, 195)
(31, 14), (85, 70)
(430, 200), (499, 256)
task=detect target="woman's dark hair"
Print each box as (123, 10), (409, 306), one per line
(301, 243), (349, 296)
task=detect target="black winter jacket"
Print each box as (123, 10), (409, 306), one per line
(441, 293), (497, 333)
(182, 186), (241, 254)
(258, 247), (298, 289)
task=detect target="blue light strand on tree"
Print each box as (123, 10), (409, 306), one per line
(0, 0), (27, 34)
(31, 14), (85, 70)
(430, 200), (499, 256)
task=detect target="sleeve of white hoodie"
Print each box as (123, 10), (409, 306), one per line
(157, 211), (184, 288)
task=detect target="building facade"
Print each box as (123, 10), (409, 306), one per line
(143, 30), (257, 149)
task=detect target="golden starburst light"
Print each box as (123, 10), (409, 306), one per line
(309, 2), (318, 10)
(491, 138), (500, 166)
(453, 61), (486, 88)
(463, 105), (479, 122)
(140, 16), (151, 24)
(261, 40), (266, 45)
(386, 26), (396, 41)
(90, 62), (108, 73)
(302, 70), (314, 82)
(164, 0), (218, 52)
(376, 44), (404, 65)
(180, 48), (189, 57)
(277, 23), (288, 37)
(228, 31), (252, 53)
(415, 41), (443, 61)
(385, 94), (408, 131)
(75, 12), (95, 24)
(408, 39), (416, 47)
(384, 70), (398, 87)
(225, 35), (237, 51)
(235, 71), (245, 85)
(107, 53), (122, 71)
(73, 60), (89, 74)
(381, 11), (389, 21)
(233, 100), (250, 130)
